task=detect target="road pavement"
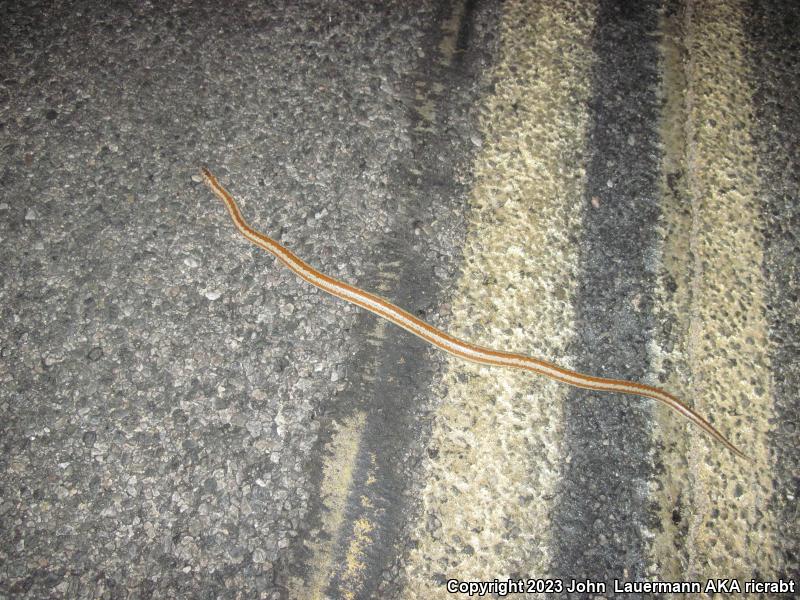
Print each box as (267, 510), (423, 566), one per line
(1, 1), (797, 598)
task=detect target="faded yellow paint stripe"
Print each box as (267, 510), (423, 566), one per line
(339, 455), (378, 600)
(680, 0), (774, 581)
(647, 4), (700, 579)
(402, 0), (597, 595)
(290, 412), (366, 600)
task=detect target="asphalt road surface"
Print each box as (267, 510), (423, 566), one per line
(1, 1), (798, 598)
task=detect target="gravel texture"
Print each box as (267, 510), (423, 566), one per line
(0, 1), (492, 597)
(2, 0), (798, 598)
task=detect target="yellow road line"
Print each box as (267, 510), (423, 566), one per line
(290, 412), (366, 599)
(648, 3), (699, 578)
(681, 0), (774, 581)
(403, 0), (596, 594)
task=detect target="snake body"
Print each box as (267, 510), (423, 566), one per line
(201, 167), (746, 460)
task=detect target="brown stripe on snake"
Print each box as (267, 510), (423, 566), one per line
(200, 167), (748, 460)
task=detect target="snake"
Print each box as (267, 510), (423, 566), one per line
(201, 167), (746, 460)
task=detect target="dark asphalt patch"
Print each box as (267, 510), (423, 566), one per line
(550, 0), (662, 586)
(745, 0), (800, 584)
(291, 1), (499, 597)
